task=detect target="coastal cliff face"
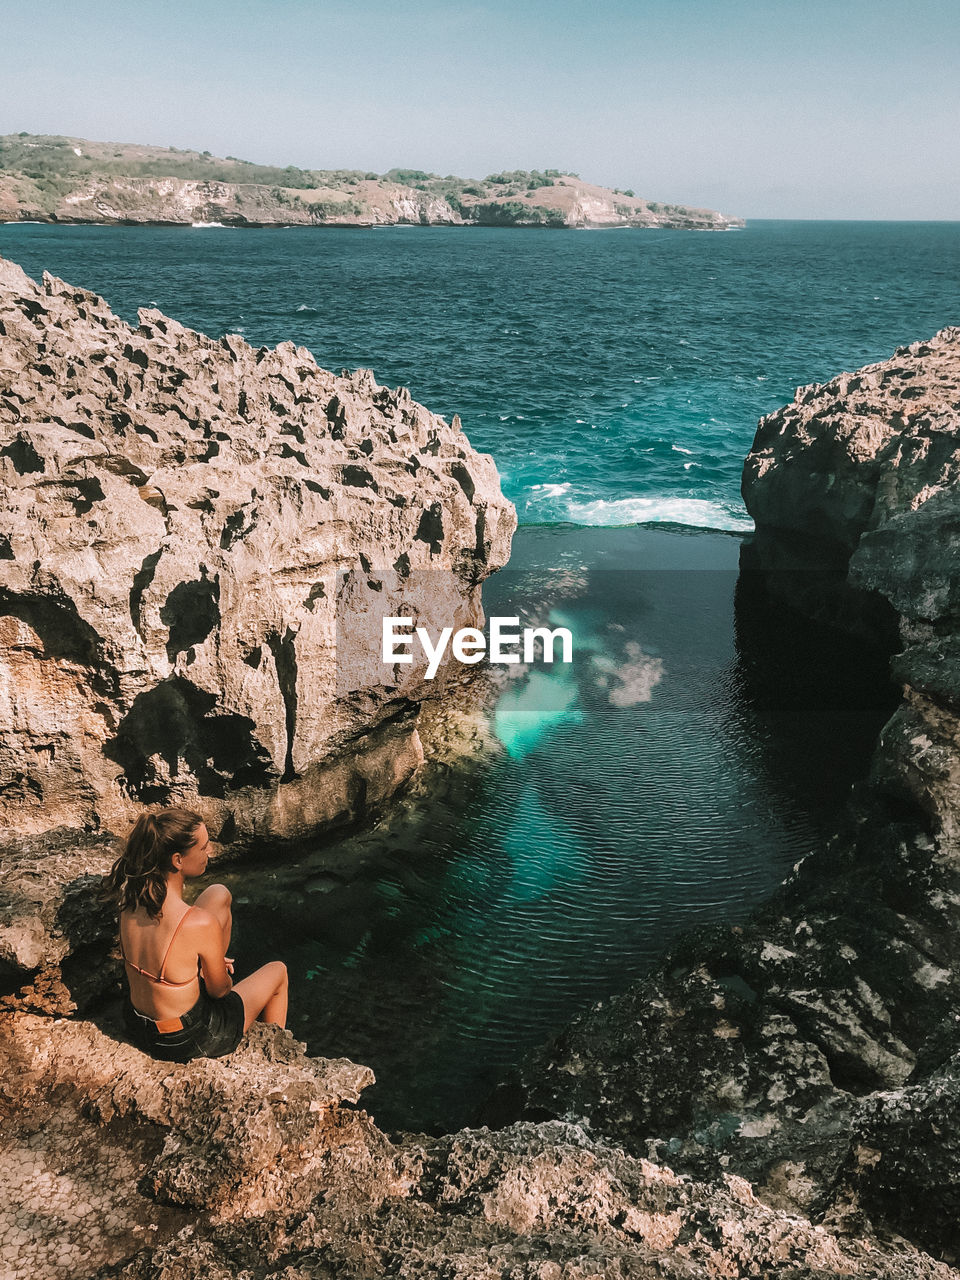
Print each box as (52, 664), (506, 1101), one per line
(743, 326), (960, 834)
(4, 171), (739, 230)
(741, 328), (960, 633)
(0, 134), (744, 230)
(510, 331), (960, 1263)
(0, 256), (515, 844)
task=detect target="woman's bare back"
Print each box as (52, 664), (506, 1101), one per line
(120, 903), (204, 1020)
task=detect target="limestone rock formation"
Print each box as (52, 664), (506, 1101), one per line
(742, 325), (960, 851)
(2, 1010), (950, 1279)
(0, 256), (515, 841)
(741, 326), (960, 635)
(0, 826), (118, 1009)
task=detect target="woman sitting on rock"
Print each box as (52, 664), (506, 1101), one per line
(102, 806), (288, 1062)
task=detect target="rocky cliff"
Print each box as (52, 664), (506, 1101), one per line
(0, 134), (744, 230)
(743, 327), (960, 837)
(4, 1009), (952, 1279)
(0, 256), (515, 844)
(4, 303), (959, 1277)
(508, 330), (960, 1265)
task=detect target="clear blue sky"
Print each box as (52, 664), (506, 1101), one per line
(3, 0), (958, 218)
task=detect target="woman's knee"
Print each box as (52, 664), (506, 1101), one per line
(196, 883), (232, 913)
(211, 883), (233, 909)
(271, 960), (288, 987)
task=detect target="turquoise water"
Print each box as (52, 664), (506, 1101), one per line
(1, 222), (941, 1128)
(207, 525), (894, 1133)
(3, 221), (958, 530)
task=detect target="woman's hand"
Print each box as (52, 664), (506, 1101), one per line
(225, 956), (235, 976)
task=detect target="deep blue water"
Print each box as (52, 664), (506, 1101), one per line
(0, 221), (940, 1130)
(3, 220), (958, 529)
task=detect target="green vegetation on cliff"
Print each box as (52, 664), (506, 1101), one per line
(0, 134), (743, 229)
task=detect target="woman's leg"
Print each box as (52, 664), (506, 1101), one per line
(232, 961), (288, 1031)
(195, 886), (287, 1030)
(194, 883), (232, 955)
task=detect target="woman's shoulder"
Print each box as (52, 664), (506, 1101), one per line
(182, 904), (219, 933)
(180, 905), (222, 959)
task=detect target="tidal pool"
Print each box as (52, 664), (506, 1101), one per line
(203, 525), (895, 1133)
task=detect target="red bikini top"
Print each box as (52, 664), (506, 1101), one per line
(119, 905), (198, 988)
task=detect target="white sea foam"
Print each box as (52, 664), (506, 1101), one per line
(549, 495), (754, 533)
(671, 444), (693, 454)
(529, 482), (572, 499)
(191, 221), (225, 228)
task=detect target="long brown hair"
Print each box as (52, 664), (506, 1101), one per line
(101, 807), (204, 919)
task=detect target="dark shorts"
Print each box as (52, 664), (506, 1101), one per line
(123, 980), (245, 1063)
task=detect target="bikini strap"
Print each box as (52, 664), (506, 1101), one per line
(157, 905), (195, 984)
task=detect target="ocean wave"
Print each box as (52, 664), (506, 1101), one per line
(523, 491), (754, 533)
(529, 481), (572, 499)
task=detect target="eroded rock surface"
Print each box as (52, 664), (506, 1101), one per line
(1, 1011), (949, 1280)
(0, 256), (515, 840)
(0, 1013), (392, 1277)
(740, 324), (960, 882)
(0, 827), (114, 974)
(741, 326), (960, 635)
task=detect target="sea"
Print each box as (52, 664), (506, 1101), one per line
(4, 220), (958, 531)
(3, 220), (958, 1130)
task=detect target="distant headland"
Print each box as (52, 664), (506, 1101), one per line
(0, 133), (744, 230)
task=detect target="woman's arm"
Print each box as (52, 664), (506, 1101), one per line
(193, 911), (233, 998)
